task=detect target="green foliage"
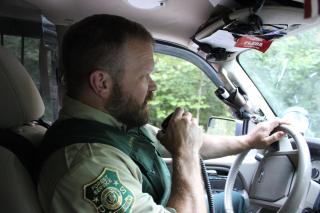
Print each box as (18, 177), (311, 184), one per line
(2, 35), (233, 130)
(239, 26), (320, 138)
(24, 38), (41, 90)
(149, 54), (232, 131)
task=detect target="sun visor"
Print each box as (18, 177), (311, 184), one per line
(188, 6), (319, 57)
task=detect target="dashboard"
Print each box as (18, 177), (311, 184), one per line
(291, 137), (320, 183)
(311, 150), (320, 183)
(163, 136), (320, 212)
(205, 136), (320, 212)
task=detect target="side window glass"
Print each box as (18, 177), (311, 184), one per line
(0, 16), (59, 123)
(3, 35), (22, 61)
(150, 53), (232, 130)
(24, 38), (41, 90)
(2, 36), (41, 90)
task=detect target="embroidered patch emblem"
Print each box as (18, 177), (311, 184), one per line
(84, 168), (135, 213)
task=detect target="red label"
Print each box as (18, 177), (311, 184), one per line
(234, 36), (274, 53)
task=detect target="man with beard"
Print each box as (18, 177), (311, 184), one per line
(37, 14), (290, 213)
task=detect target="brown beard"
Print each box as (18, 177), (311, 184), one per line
(105, 81), (154, 129)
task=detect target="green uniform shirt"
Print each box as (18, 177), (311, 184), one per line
(37, 94), (176, 213)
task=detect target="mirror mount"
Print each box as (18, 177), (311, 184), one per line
(280, 107), (311, 135)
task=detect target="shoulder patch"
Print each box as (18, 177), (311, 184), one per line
(84, 168), (135, 213)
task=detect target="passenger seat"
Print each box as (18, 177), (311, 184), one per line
(0, 45), (45, 212)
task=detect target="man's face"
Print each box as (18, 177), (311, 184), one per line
(105, 40), (157, 128)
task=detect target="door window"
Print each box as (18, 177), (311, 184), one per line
(150, 53), (232, 130)
(0, 16), (59, 122)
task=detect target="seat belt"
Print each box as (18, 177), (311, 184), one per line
(34, 118), (51, 129)
(0, 130), (38, 184)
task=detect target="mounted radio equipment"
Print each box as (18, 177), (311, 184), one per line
(191, 0), (285, 63)
(191, 36), (231, 63)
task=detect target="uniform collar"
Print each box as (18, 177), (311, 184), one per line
(58, 94), (128, 132)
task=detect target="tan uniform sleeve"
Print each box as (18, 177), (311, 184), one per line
(38, 143), (176, 213)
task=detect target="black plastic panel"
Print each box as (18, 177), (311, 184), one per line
(206, 166), (244, 192)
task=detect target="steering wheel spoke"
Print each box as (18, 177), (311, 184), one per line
(264, 150), (299, 168)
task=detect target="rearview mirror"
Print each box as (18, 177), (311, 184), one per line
(206, 117), (243, 136)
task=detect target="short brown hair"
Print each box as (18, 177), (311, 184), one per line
(62, 14), (155, 97)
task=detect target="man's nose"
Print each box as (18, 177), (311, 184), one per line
(148, 76), (158, 91)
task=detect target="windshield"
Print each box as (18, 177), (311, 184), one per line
(238, 26), (320, 138)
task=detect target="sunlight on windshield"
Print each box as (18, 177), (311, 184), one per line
(239, 26), (320, 138)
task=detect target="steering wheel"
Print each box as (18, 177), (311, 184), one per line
(224, 124), (311, 213)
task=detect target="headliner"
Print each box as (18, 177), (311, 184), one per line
(4, 0), (319, 50)
(25, 0), (217, 47)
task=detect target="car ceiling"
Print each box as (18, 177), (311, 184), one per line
(25, 0), (215, 47)
(3, 0), (319, 51)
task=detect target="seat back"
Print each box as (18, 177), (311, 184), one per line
(0, 45), (45, 213)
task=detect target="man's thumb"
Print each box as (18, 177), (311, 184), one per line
(156, 130), (165, 141)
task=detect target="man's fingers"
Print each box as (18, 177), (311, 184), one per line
(279, 120), (291, 125)
(183, 111), (192, 120)
(173, 107), (184, 118)
(167, 107), (184, 129)
(191, 117), (198, 124)
(269, 118), (291, 129)
(247, 118), (291, 149)
(262, 131), (285, 144)
(156, 130), (165, 141)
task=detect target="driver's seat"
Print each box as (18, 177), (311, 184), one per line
(0, 45), (45, 212)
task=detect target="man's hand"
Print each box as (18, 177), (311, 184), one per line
(156, 107), (203, 157)
(200, 117), (291, 159)
(245, 118), (291, 149)
(156, 107), (207, 213)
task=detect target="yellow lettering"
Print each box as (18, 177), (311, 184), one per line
(120, 186), (126, 195)
(98, 185), (104, 193)
(128, 137), (134, 146)
(93, 181), (101, 189)
(97, 205), (106, 212)
(107, 178), (112, 185)
(101, 177), (110, 186)
(115, 196), (133, 213)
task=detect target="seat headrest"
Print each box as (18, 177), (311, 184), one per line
(0, 45), (44, 129)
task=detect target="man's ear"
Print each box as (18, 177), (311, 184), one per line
(90, 70), (112, 99)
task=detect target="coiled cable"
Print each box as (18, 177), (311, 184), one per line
(200, 155), (215, 213)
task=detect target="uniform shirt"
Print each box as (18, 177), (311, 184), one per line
(38, 94), (176, 213)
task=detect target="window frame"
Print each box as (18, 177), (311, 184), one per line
(154, 40), (224, 89)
